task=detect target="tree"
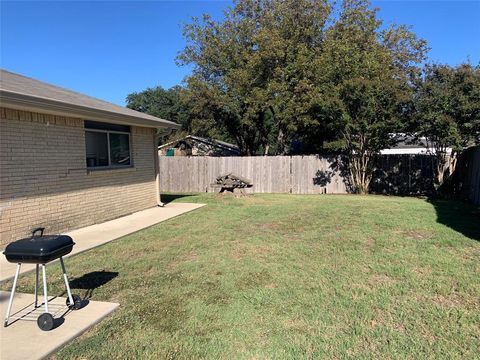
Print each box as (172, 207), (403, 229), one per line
(414, 63), (480, 188)
(126, 86), (188, 128)
(126, 86), (188, 144)
(132, 0), (428, 194)
(316, 0), (427, 193)
(178, 0), (427, 168)
(126, 85), (231, 145)
(177, 0), (332, 155)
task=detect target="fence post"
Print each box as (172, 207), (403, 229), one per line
(289, 156), (293, 194)
(408, 155), (411, 194)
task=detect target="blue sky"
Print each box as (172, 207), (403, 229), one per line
(1, 1), (479, 105)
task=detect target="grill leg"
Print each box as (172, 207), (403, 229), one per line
(4, 263), (21, 327)
(60, 257), (74, 306)
(41, 264), (49, 314)
(34, 264), (39, 308)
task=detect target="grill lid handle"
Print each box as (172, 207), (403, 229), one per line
(32, 227), (45, 237)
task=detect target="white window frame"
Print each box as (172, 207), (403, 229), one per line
(85, 128), (132, 169)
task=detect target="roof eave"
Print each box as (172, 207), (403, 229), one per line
(0, 90), (181, 129)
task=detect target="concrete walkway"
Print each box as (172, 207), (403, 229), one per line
(0, 202), (205, 283)
(0, 291), (119, 360)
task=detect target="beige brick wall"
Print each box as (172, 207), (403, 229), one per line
(0, 107), (158, 246)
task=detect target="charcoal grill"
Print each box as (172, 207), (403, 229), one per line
(3, 228), (82, 331)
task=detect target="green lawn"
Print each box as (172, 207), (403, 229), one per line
(5, 194), (480, 359)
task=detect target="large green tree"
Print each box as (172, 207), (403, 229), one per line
(178, 0), (332, 155)
(414, 63), (480, 188)
(130, 0), (428, 194)
(317, 0), (427, 193)
(178, 0), (426, 169)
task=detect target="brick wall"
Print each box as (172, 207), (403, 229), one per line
(0, 107), (158, 246)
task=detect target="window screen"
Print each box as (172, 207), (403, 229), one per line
(85, 121), (131, 168)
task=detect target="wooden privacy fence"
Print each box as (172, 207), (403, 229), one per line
(159, 154), (440, 195)
(451, 146), (480, 205)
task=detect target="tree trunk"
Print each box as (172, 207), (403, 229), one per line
(349, 152), (372, 194)
(435, 151), (457, 190)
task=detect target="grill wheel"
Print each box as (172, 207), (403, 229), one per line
(66, 294), (83, 310)
(37, 313), (54, 331)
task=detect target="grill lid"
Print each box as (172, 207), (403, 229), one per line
(3, 234), (75, 264)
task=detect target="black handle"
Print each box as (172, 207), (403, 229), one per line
(32, 227), (45, 237)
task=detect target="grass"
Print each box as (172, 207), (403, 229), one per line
(3, 194), (479, 359)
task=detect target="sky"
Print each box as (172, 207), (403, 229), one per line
(1, 1), (479, 106)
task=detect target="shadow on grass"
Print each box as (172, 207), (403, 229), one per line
(68, 271), (119, 300)
(161, 193), (201, 204)
(429, 199), (480, 241)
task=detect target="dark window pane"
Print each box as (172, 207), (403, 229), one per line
(85, 120), (130, 133)
(85, 131), (109, 167)
(109, 133), (131, 166)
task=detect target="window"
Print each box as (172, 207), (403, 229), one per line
(85, 121), (131, 168)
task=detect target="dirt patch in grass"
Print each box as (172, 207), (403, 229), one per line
(370, 309), (406, 333)
(284, 317), (316, 336)
(397, 230), (434, 240)
(230, 243), (273, 261)
(168, 251), (199, 269)
(252, 245), (273, 258)
(412, 266), (433, 277)
(418, 292), (471, 309)
(201, 280), (231, 305)
(350, 273), (397, 293)
(230, 243), (249, 261)
(261, 218), (308, 237)
(362, 238), (377, 253)
(236, 269), (273, 290)
(231, 252), (246, 261)
(370, 318), (406, 334)
(135, 295), (189, 333)
(457, 246), (480, 261)
(368, 273), (396, 286)
(264, 283), (277, 289)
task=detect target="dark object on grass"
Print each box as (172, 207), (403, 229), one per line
(211, 173), (253, 197)
(3, 227), (82, 331)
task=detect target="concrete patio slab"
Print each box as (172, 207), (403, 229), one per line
(0, 202), (205, 282)
(0, 291), (119, 360)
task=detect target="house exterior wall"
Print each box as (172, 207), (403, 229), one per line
(0, 107), (158, 246)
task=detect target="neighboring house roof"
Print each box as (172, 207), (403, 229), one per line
(0, 69), (180, 129)
(159, 135), (241, 154)
(393, 135), (429, 149)
(380, 134), (452, 155)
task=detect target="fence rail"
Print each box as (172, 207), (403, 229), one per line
(159, 154), (445, 195)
